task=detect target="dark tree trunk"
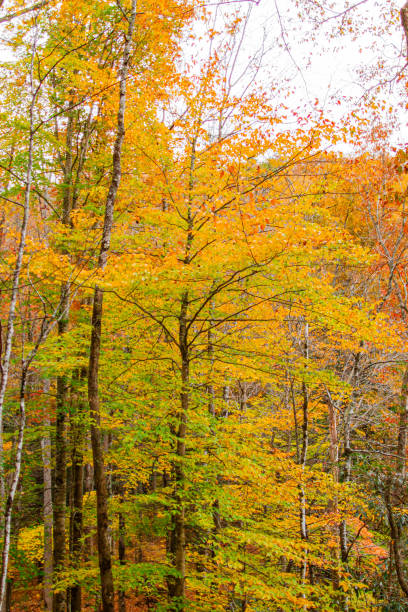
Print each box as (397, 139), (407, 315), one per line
(118, 512), (126, 612)
(385, 478), (408, 599)
(41, 381), (53, 612)
(168, 293), (189, 609)
(53, 363), (69, 612)
(88, 287), (115, 612)
(86, 4), (136, 611)
(83, 456), (94, 561)
(69, 369), (85, 612)
(53, 101), (74, 612)
(397, 366), (408, 477)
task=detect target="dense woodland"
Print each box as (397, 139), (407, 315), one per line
(0, 0), (408, 610)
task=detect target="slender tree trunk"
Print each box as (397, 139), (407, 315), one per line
(0, 369), (28, 610)
(87, 5), (136, 610)
(207, 303), (220, 570)
(52, 401), (67, 612)
(339, 353), (359, 567)
(168, 293), (189, 609)
(328, 397), (339, 484)
(72, 107), (94, 211)
(41, 381), (53, 612)
(207, 298), (215, 417)
(53, 306), (70, 612)
(104, 430), (114, 557)
(326, 391), (341, 591)
(397, 365), (408, 477)
(89, 287), (115, 612)
(62, 110), (73, 223)
(83, 456), (94, 561)
(401, 1), (408, 60)
(52, 97), (75, 612)
(339, 408), (351, 563)
(338, 353), (360, 612)
(0, 19), (40, 609)
(69, 370), (85, 612)
(298, 322), (313, 600)
(0, 21), (39, 514)
(289, 377), (300, 464)
(299, 379), (309, 585)
(118, 512), (126, 612)
(385, 478), (408, 599)
(4, 581), (11, 612)
(0, 145), (15, 253)
(167, 137), (196, 608)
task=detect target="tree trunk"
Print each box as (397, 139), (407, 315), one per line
(299, 379), (309, 586)
(53, 302), (69, 612)
(339, 352), (359, 567)
(290, 377), (300, 464)
(69, 370), (85, 612)
(401, 1), (408, 59)
(298, 322), (313, 598)
(86, 5), (136, 610)
(118, 512), (126, 612)
(339, 407), (352, 564)
(41, 381), (53, 612)
(385, 478), (408, 599)
(83, 456), (94, 561)
(168, 293), (189, 609)
(88, 287), (115, 612)
(207, 299), (215, 417)
(0, 20), (40, 608)
(0, 22), (39, 514)
(53, 94), (75, 612)
(0, 145), (14, 252)
(397, 365), (408, 477)
(4, 580), (11, 612)
(326, 390), (341, 591)
(0, 370), (27, 610)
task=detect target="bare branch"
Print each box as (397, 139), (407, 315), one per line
(0, 0), (48, 24)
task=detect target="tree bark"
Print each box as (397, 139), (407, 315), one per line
(83, 456), (94, 560)
(0, 0), (49, 24)
(385, 478), (408, 599)
(207, 298), (215, 417)
(41, 381), (53, 612)
(298, 322), (313, 598)
(0, 370), (27, 610)
(118, 512), (126, 612)
(88, 287), (115, 612)
(339, 352), (360, 567)
(0, 21), (39, 514)
(87, 5), (137, 611)
(401, 1), (408, 59)
(326, 390), (341, 591)
(53, 295), (70, 612)
(53, 97), (75, 612)
(69, 370), (85, 612)
(397, 365), (408, 477)
(0, 19), (40, 609)
(168, 292), (189, 609)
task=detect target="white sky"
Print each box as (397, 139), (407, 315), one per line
(213, 0), (407, 148)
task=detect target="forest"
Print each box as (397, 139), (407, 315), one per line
(0, 0), (408, 610)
